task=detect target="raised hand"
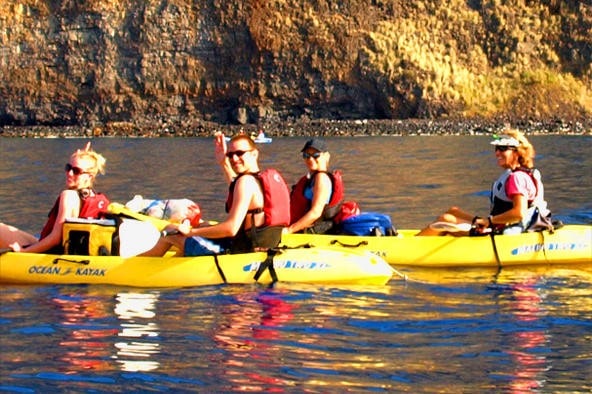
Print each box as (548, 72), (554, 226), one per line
(214, 131), (227, 165)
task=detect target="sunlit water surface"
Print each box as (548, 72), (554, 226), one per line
(1, 135), (591, 392)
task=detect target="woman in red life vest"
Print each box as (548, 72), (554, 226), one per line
(285, 138), (344, 234)
(0, 142), (110, 253)
(417, 128), (550, 236)
(144, 133), (290, 256)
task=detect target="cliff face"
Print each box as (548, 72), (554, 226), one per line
(0, 0), (590, 129)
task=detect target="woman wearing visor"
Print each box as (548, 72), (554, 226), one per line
(418, 128), (550, 236)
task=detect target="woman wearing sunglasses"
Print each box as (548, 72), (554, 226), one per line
(417, 128), (551, 236)
(144, 133), (290, 256)
(0, 142), (110, 253)
(285, 138), (344, 234)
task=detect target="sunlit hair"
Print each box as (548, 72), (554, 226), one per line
(229, 134), (257, 151)
(503, 127), (535, 169)
(71, 142), (106, 175)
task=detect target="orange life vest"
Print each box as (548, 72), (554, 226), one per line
(226, 168), (291, 228)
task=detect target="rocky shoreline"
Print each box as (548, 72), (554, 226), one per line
(1, 117), (591, 138)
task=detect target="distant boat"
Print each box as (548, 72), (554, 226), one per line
(225, 131), (272, 144)
(252, 132), (272, 144)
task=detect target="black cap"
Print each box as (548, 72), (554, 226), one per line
(301, 138), (328, 152)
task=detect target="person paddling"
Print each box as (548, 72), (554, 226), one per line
(143, 133), (290, 256)
(0, 142), (110, 253)
(417, 128), (551, 236)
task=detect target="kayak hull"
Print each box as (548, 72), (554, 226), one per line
(0, 247), (394, 287)
(280, 225), (592, 267)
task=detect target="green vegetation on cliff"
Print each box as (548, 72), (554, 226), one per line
(0, 0), (590, 129)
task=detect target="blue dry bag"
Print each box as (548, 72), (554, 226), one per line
(339, 212), (397, 236)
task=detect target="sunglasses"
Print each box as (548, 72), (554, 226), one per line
(302, 152), (322, 159)
(225, 150), (252, 159)
(65, 163), (91, 176)
(494, 146), (516, 152)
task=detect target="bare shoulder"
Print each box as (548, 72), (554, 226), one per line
(316, 172), (332, 188)
(235, 174), (260, 192)
(60, 189), (81, 204)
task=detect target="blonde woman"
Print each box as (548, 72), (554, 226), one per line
(286, 138), (344, 234)
(418, 128), (550, 236)
(0, 142), (110, 253)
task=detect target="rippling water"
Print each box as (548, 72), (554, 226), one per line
(1, 135), (591, 392)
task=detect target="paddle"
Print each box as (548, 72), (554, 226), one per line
(108, 202), (218, 229)
(108, 202), (171, 230)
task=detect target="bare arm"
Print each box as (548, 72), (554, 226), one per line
(473, 194), (528, 228)
(214, 132), (236, 184)
(21, 190), (80, 253)
(177, 175), (259, 239)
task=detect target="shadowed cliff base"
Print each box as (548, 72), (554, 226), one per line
(1, 117), (590, 138)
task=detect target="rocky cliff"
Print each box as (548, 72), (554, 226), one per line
(1, 0), (590, 134)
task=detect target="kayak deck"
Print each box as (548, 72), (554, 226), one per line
(0, 246), (395, 287)
(280, 225), (592, 267)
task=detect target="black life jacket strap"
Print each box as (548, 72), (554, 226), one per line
(253, 248), (280, 283)
(213, 254), (227, 283)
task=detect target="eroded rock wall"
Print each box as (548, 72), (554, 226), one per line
(1, 0), (590, 129)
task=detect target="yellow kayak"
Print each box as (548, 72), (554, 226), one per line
(0, 246), (394, 287)
(107, 203), (591, 268)
(280, 225), (592, 267)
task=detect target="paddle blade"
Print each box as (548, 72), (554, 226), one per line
(118, 219), (161, 258)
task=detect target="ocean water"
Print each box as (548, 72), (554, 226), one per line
(1, 134), (591, 392)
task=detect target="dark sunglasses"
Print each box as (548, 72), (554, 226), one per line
(302, 152), (322, 159)
(494, 146), (516, 152)
(225, 150), (252, 159)
(65, 163), (90, 176)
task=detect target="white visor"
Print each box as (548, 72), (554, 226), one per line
(490, 135), (520, 147)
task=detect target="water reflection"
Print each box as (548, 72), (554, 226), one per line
(113, 292), (161, 372)
(504, 278), (549, 393)
(209, 285), (404, 391)
(213, 289), (295, 391)
(53, 290), (118, 371)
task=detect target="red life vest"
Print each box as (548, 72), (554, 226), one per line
(39, 190), (110, 240)
(290, 170), (344, 224)
(226, 168), (291, 228)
